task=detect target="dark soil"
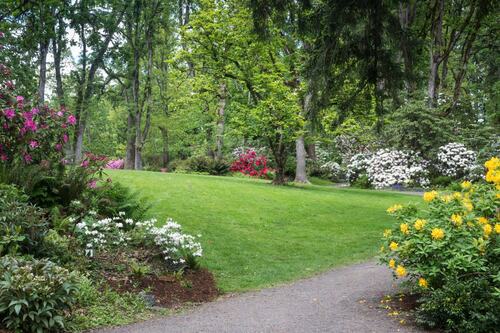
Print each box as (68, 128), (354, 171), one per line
(105, 268), (219, 308)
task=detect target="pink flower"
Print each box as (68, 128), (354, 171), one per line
(56, 111), (63, 117)
(88, 180), (97, 189)
(3, 108), (15, 119)
(62, 133), (69, 143)
(0, 154), (7, 161)
(29, 140), (39, 148)
(67, 115), (76, 125)
(80, 160), (90, 168)
(31, 107), (39, 115)
(23, 153), (32, 163)
(55, 143), (62, 151)
(23, 119), (37, 132)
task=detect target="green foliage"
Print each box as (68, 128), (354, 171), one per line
(380, 173), (499, 332)
(186, 155), (230, 175)
(384, 100), (452, 157)
(91, 182), (149, 221)
(40, 229), (76, 265)
(0, 184), (47, 256)
(0, 256), (79, 332)
(351, 174), (372, 189)
(67, 276), (152, 332)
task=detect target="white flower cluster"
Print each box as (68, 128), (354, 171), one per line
(75, 211), (134, 257)
(436, 143), (477, 177)
(366, 149), (429, 189)
(147, 218), (203, 265)
(346, 153), (372, 182)
(320, 161), (342, 180)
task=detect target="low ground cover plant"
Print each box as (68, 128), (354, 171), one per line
(380, 157), (500, 332)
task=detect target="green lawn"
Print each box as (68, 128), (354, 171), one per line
(108, 170), (419, 292)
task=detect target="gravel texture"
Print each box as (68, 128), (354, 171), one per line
(95, 261), (428, 333)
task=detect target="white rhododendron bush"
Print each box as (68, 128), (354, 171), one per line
(347, 149), (429, 188)
(436, 142), (477, 177)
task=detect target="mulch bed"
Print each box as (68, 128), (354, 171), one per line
(105, 268), (219, 308)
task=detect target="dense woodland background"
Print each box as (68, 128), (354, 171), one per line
(0, 0), (498, 184)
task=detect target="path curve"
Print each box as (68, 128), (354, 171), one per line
(96, 261), (426, 333)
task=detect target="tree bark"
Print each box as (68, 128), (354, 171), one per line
(215, 82), (227, 161)
(52, 15), (65, 107)
(294, 89), (313, 183)
(159, 126), (169, 167)
(398, 1), (417, 93)
(294, 136), (308, 183)
(427, 0), (444, 107)
(38, 39), (49, 105)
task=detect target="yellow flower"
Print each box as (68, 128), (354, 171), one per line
(389, 259), (396, 269)
(423, 191), (438, 202)
(484, 157), (500, 171)
(483, 224), (492, 237)
(414, 219), (427, 231)
(453, 192), (462, 200)
(431, 228), (445, 240)
(395, 265), (406, 277)
(383, 229), (392, 238)
(462, 199), (473, 212)
(496, 193), (500, 199)
(418, 278), (428, 288)
(389, 241), (398, 251)
(486, 169), (500, 184)
(400, 223), (410, 235)
(441, 194), (453, 203)
(451, 214), (463, 226)
(380, 246), (385, 252)
(387, 204), (403, 214)
(477, 217), (488, 225)
(467, 221), (474, 228)
(495, 224), (500, 234)
(461, 181), (472, 190)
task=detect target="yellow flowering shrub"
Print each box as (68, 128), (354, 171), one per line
(379, 157), (500, 332)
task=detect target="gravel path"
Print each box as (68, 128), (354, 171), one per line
(96, 261), (427, 333)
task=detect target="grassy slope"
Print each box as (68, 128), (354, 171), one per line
(108, 170), (418, 292)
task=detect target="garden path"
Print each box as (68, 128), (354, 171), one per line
(96, 261), (428, 333)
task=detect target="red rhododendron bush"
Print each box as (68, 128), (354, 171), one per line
(230, 148), (273, 178)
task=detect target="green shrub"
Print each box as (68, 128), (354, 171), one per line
(0, 256), (79, 332)
(40, 229), (76, 265)
(0, 184), (48, 256)
(90, 182), (149, 220)
(380, 157), (500, 332)
(431, 175), (453, 187)
(351, 173), (371, 188)
(186, 155), (230, 175)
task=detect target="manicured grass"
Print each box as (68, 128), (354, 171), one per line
(108, 170), (419, 292)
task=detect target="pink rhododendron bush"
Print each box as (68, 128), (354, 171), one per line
(379, 157), (500, 332)
(106, 159), (124, 169)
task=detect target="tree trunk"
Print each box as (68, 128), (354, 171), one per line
(398, 1), (417, 93)
(215, 82), (227, 161)
(306, 143), (316, 160)
(159, 126), (169, 167)
(38, 39), (49, 105)
(125, 112), (136, 169)
(294, 136), (308, 183)
(53, 15), (65, 107)
(270, 135), (287, 185)
(427, 0), (444, 107)
(294, 89), (313, 183)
